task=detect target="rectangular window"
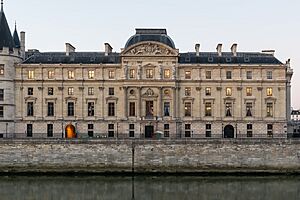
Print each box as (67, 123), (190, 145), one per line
(88, 87), (94, 95)
(225, 102), (232, 117)
(226, 87), (232, 96)
(185, 124), (191, 137)
(27, 102), (34, 116)
(68, 87), (74, 95)
(48, 70), (54, 79)
(146, 69), (153, 78)
(246, 71), (252, 79)
(164, 124), (170, 137)
(246, 87), (252, 96)
(0, 89), (3, 101)
(246, 102), (253, 117)
(28, 88), (33, 95)
(206, 124), (211, 137)
(48, 87), (54, 96)
(27, 124), (33, 137)
(129, 102), (136, 116)
(0, 64), (4, 75)
(88, 102), (95, 116)
(129, 124), (135, 138)
(108, 102), (115, 116)
(129, 69), (136, 79)
(184, 102), (191, 117)
(247, 124), (253, 137)
(0, 106), (3, 117)
(47, 124), (53, 137)
(88, 124), (94, 137)
(267, 88), (273, 96)
(205, 102), (212, 116)
(267, 71), (273, 79)
(68, 70), (75, 79)
(205, 87), (211, 96)
(267, 124), (273, 137)
(28, 70), (35, 79)
(108, 124), (114, 137)
(88, 70), (95, 79)
(109, 87), (114, 95)
(164, 102), (170, 116)
(206, 71), (211, 79)
(164, 69), (170, 79)
(226, 71), (232, 79)
(185, 87), (191, 96)
(185, 71), (191, 79)
(266, 103), (273, 117)
(108, 70), (115, 79)
(68, 102), (74, 116)
(47, 102), (54, 116)
(146, 101), (154, 117)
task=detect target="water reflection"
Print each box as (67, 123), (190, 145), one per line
(0, 176), (299, 200)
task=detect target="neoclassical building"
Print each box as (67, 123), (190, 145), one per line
(0, 2), (293, 138)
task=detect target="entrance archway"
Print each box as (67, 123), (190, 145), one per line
(65, 124), (76, 138)
(224, 125), (234, 138)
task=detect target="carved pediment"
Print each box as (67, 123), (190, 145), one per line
(122, 42), (178, 57)
(142, 88), (159, 98)
(24, 96), (37, 103)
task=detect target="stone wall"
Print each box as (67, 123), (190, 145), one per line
(0, 139), (300, 173)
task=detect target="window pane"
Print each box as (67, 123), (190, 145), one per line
(184, 102), (191, 116)
(205, 102), (212, 116)
(246, 71), (252, 79)
(226, 88), (232, 96)
(88, 102), (95, 116)
(246, 87), (252, 96)
(0, 89), (4, 101)
(225, 102), (232, 117)
(206, 71), (211, 79)
(267, 88), (273, 96)
(48, 70), (54, 79)
(88, 70), (95, 79)
(108, 102), (115, 116)
(185, 87), (191, 96)
(68, 102), (74, 116)
(205, 87), (211, 96)
(185, 71), (191, 79)
(130, 69), (136, 78)
(129, 102), (136, 116)
(164, 69), (170, 78)
(226, 71), (232, 79)
(164, 102), (170, 116)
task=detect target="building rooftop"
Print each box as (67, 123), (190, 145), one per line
(0, 2), (15, 50)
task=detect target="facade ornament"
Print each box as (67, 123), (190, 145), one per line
(124, 43), (176, 56)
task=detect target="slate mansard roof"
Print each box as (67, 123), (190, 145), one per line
(24, 51), (282, 65)
(23, 28), (283, 65)
(0, 5), (15, 50)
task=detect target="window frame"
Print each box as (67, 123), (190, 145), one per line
(68, 70), (75, 79)
(88, 70), (95, 79)
(226, 71), (232, 79)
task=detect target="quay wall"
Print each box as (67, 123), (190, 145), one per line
(0, 139), (300, 173)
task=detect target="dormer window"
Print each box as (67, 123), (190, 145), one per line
(226, 57), (231, 63)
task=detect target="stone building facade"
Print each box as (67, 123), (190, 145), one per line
(0, 3), (293, 138)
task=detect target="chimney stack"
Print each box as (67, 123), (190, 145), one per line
(216, 44), (222, 56)
(231, 44), (237, 57)
(105, 43), (113, 56)
(65, 43), (75, 56)
(195, 44), (200, 56)
(20, 31), (25, 59)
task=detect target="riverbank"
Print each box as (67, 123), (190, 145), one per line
(1, 139), (300, 174)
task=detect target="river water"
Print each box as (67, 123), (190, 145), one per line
(0, 176), (299, 200)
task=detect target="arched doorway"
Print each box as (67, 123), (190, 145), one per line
(224, 125), (234, 138)
(65, 124), (76, 138)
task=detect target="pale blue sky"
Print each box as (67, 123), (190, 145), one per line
(4, 0), (300, 108)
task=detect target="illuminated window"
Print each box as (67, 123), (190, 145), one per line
(226, 87), (232, 96)
(226, 71), (232, 79)
(164, 89), (170, 96)
(206, 71), (211, 79)
(68, 87), (74, 95)
(246, 87), (252, 96)
(108, 70), (115, 79)
(88, 87), (94, 95)
(205, 87), (211, 96)
(48, 87), (54, 95)
(185, 71), (191, 79)
(0, 64), (4, 75)
(164, 69), (170, 78)
(184, 102), (191, 117)
(88, 70), (95, 79)
(267, 71), (272, 79)
(185, 87), (191, 96)
(129, 69), (136, 78)
(48, 70), (54, 79)
(68, 70), (75, 79)
(205, 102), (212, 116)
(88, 102), (95, 116)
(267, 88), (273, 96)
(266, 103), (273, 117)
(28, 70), (35, 79)
(246, 71), (252, 79)
(146, 69), (153, 78)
